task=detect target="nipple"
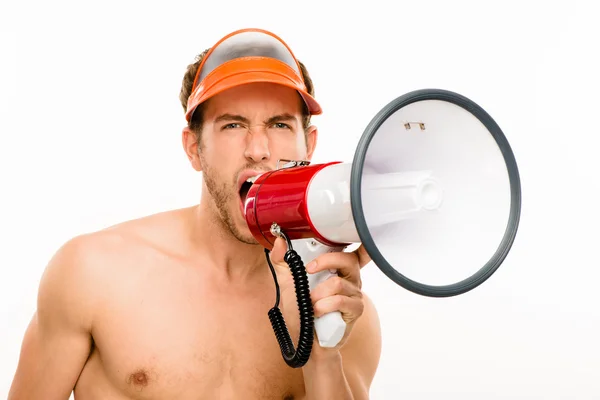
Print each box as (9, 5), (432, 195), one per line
(128, 369), (149, 387)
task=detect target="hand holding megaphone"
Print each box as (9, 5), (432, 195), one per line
(267, 231), (372, 349)
(245, 88), (522, 369)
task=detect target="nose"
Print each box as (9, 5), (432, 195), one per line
(244, 128), (270, 163)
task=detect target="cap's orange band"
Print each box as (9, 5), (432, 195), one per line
(185, 28), (322, 123)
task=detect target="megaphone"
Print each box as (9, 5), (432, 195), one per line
(244, 88), (521, 368)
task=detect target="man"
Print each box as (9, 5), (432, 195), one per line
(9, 28), (382, 399)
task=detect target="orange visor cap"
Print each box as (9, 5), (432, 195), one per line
(185, 28), (322, 122)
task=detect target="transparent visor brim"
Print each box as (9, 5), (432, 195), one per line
(198, 31), (300, 83)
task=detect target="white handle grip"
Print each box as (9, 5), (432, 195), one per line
(308, 269), (347, 348)
(291, 238), (348, 348)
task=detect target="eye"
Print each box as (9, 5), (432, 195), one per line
(272, 122), (291, 129)
(222, 123), (242, 130)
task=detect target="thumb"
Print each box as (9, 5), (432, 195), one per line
(269, 237), (288, 267)
(354, 244), (372, 269)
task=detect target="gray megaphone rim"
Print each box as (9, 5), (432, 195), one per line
(350, 88), (522, 297)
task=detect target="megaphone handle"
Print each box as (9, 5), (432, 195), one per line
(308, 269), (347, 348)
(293, 240), (347, 348)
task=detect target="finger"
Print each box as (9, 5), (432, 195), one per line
(313, 295), (364, 320)
(353, 244), (372, 269)
(310, 276), (362, 304)
(268, 237), (287, 266)
(306, 252), (361, 286)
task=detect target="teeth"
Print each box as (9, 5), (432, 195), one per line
(246, 176), (259, 183)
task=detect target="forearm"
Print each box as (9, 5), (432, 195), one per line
(302, 350), (354, 400)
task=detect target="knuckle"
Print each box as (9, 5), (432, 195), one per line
(355, 277), (363, 290)
(356, 306), (365, 318)
(310, 290), (319, 303)
(313, 302), (322, 315)
(332, 277), (344, 292)
(333, 295), (345, 309)
(358, 299), (365, 313)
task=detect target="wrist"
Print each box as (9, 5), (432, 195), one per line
(303, 348), (354, 400)
(306, 346), (343, 368)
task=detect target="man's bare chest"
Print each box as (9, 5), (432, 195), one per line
(83, 268), (305, 399)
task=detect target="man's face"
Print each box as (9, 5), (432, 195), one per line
(184, 82), (318, 244)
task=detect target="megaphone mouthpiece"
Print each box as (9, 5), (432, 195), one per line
(244, 161), (350, 249)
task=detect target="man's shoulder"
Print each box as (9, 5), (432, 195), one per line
(36, 208), (193, 328)
(49, 207), (191, 277)
(103, 206), (193, 245)
(72, 207), (191, 253)
(42, 226), (137, 295)
(56, 220), (143, 265)
(35, 226), (137, 330)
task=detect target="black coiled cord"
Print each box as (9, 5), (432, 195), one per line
(265, 231), (314, 368)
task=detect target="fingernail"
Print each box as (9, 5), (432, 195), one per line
(306, 261), (316, 272)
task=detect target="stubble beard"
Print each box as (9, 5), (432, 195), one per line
(201, 159), (259, 245)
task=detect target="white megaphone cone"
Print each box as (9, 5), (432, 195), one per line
(244, 89), (521, 366)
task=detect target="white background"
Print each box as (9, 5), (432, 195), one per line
(1, 0), (599, 399)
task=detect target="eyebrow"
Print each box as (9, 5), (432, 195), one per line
(213, 113), (298, 126)
(265, 113), (298, 126)
(214, 114), (250, 124)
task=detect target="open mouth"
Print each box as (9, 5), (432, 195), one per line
(239, 180), (252, 203)
(239, 175), (260, 205)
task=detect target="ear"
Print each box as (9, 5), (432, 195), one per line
(304, 125), (318, 161)
(182, 126), (203, 172)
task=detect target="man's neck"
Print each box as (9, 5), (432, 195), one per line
(188, 201), (267, 283)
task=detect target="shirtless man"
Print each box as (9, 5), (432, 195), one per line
(8, 28), (382, 399)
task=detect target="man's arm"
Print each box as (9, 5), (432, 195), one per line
(303, 293), (382, 400)
(8, 236), (99, 400)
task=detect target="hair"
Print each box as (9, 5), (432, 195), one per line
(179, 48), (315, 141)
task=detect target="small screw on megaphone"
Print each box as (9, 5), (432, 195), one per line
(270, 223), (282, 238)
